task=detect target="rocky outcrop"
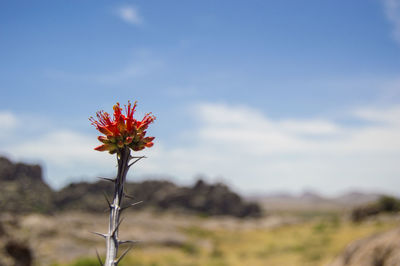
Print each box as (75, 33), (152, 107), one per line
(0, 156), (262, 218)
(328, 227), (400, 266)
(55, 179), (262, 218)
(157, 180), (261, 217)
(0, 157), (54, 213)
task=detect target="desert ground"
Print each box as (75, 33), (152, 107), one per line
(1, 209), (399, 266)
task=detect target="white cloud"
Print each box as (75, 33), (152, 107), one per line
(0, 112), (115, 188)
(383, 0), (400, 44)
(0, 111), (18, 133)
(279, 119), (340, 135)
(3, 129), (117, 188)
(114, 6), (143, 25)
(353, 105), (400, 124)
(2, 103), (400, 195)
(142, 103), (400, 195)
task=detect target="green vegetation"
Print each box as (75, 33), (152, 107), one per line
(377, 195), (400, 212)
(62, 217), (397, 266)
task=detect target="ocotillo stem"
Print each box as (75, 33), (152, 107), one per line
(104, 147), (130, 266)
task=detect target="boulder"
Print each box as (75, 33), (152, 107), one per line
(329, 227), (400, 266)
(5, 240), (33, 266)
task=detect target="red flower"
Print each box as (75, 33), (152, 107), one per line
(90, 101), (155, 154)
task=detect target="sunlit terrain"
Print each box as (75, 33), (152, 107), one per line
(1, 210), (398, 266)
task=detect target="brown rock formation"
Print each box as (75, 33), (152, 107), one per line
(0, 156), (262, 218)
(0, 157), (54, 213)
(329, 227), (400, 266)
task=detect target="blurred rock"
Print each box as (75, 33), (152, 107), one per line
(0, 156), (261, 218)
(351, 205), (381, 222)
(5, 240), (33, 266)
(158, 179), (262, 217)
(329, 227), (400, 266)
(54, 180), (113, 212)
(0, 157), (54, 213)
(56, 179), (262, 218)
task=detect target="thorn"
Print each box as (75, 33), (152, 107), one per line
(121, 201), (143, 212)
(128, 156), (146, 167)
(90, 231), (108, 239)
(103, 192), (112, 209)
(129, 155), (146, 159)
(124, 191), (135, 200)
(119, 239), (139, 245)
(115, 246), (133, 264)
(97, 177), (116, 183)
(111, 218), (125, 237)
(95, 249), (104, 266)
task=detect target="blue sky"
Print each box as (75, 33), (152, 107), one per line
(1, 0), (400, 195)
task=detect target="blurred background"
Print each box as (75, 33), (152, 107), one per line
(1, 0), (400, 265)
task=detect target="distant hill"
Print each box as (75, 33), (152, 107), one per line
(333, 191), (381, 207)
(0, 156), (261, 218)
(250, 190), (381, 211)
